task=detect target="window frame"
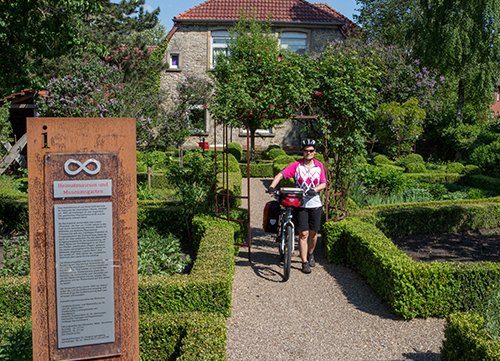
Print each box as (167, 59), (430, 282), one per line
(209, 30), (230, 68)
(279, 30), (310, 55)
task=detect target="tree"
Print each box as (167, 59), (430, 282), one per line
(376, 97), (426, 156)
(35, 56), (162, 150)
(412, 0), (500, 121)
(0, 0), (102, 97)
(296, 41), (381, 215)
(209, 13), (309, 161)
(355, 0), (421, 49)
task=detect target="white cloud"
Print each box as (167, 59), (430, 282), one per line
(144, 4), (153, 12)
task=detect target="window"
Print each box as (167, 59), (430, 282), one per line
(188, 106), (207, 133)
(211, 31), (230, 67)
(170, 54), (179, 69)
(280, 32), (308, 55)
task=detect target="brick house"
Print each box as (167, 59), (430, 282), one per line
(160, 0), (357, 150)
(491, 79), (500, 117)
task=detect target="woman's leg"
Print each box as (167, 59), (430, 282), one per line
(299, 230), (309, 263)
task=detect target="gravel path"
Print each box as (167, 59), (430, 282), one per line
(226, 178), (445, 361)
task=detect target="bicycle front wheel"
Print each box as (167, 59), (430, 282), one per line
(283, 223), (294, 281)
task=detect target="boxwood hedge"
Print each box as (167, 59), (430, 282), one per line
(321, 218), (500, 319)
(441, 312), (500, 361)
(1, 312), (226, 361)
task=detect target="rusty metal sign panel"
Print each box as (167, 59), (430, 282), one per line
(28, 117), (138, 361)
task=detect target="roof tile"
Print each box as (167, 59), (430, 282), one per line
(175, 0), (347, 24)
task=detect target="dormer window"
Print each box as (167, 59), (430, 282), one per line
(280, 32), (308, 55)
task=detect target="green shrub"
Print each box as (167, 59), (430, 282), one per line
(373, 154), (391, 165)
(239, 162), (274, 178)
(463, 164), (481, 175)
(469, 140), (500, 177)
(273, 155), (295, 166)
(396, 153), (424, 167)
(404, 172), (463, 183)
(485, 281), (500, 342)
(416, 181), (448, 200)
(461, 175), (500, 194)
(263, 144), (281, 159)
(322, 219), (500, 319)
(138, 228), (191, 276)
(139, 312), (226, 361)
(404, 162), (427, 173)
(227, 142), (242, 161)
(0, 312), (226, 361)
(447, 162), (465, 174)
(441, 312), (500, 361)
(0, 316), (32, 360)
(0, 214), (243, 318)
(215, 153), (241, 173)
(357, 200), (500, 236)
(359, 164), (417, 193)
(139, 220), (235, 317)
(0, 237), (30, 277)
(401, 188), (433, 203)
(0, 198), (29, 235)
(267, 148), (286, 160)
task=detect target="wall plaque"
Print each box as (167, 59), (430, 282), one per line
(54, 202), (114, 348)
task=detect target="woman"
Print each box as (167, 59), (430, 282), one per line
(268, 139), (327, 274)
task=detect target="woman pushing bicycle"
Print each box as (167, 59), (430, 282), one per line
(268, 139), (327, 274)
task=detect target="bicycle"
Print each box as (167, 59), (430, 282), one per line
(267, 187), (304, 281)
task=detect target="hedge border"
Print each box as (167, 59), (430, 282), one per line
(1, 312), (226, 361)
(441, 312), (500, 361)
(0, 214), (239, 318)
(321, 218), (500, 319)
(352, 197), (500, 236)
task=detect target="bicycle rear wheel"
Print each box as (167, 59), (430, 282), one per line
(283, 223), (294, 281)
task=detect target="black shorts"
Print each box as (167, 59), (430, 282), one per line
(293, 207), (322, 232)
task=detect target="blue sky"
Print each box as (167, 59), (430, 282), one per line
(140, 0), (360, 29)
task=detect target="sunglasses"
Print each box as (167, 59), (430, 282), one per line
(303, 149), (315, 154)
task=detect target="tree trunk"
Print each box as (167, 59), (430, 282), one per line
(457, 78), (464, 121)
(250, 129), (256, 163)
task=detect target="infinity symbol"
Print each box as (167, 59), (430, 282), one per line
(64, 159), (101, 176)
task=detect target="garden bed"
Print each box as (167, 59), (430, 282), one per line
(392, 228), (500, 263)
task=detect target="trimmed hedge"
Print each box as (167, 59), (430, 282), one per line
(1, 312), (226, 361)
(404, 172), (462, 183)
(239, 162), (273, 178)
(441, 312), (500, 361)
(227, 142), (242, 161)
(138, 217), (235, 317)
(462, 175), (500, 193)
(353, 197), (500, 236)
(0, 277), (31, 317)
(321, 218), (500, 319)
(0, 214), (240, 318)
(217, 171), (243, 207)
(139, 312), (226, 360)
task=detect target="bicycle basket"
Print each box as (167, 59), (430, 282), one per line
(279, 188), (304, 207)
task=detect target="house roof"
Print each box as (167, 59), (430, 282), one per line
(174, 0), (346, 24)
(311, 3), (358, 36)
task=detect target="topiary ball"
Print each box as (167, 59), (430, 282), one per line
(446, 162), (465, 174)
(373, 154), (391, 165)
(267, 148), (287, 160)
(404, 162), (427, 173)
(227, 142), (243, 161)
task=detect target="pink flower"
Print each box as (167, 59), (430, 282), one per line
(258, 59), (261, 62)
(356, 90), (360, 93)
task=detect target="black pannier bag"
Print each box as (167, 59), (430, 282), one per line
(263, 200), (280, 233)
